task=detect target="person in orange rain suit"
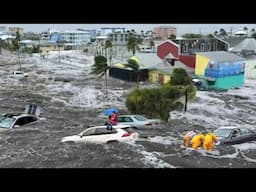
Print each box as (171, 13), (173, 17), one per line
(203, 133), (218, 151)
(183, 130), (197, 148)
(191, 133), (205, 150)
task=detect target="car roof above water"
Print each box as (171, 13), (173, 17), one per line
(217, 126), (238, 130)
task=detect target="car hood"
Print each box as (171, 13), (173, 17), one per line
(61, 135), (80, 142)
(216, 136), (226, 141)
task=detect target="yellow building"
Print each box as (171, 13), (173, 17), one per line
(39, 42), (64, 53)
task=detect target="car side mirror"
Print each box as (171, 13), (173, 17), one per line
(14, 125), (20, 128)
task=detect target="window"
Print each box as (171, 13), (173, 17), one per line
(134, 115), (147, 121)
(82, 128), (96, 136)
(184, 43), (188, 52)
(95, 128), (117, 135)
(124, 117), (133, 122)
(200, 43), (205, 51)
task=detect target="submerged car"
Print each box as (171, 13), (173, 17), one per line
(0, 113), (40, 132)
(214, 126), (256, 145)
(0, 104), (43, 132)
(117, 115), (162, 129)
(61, 124), (139, 144)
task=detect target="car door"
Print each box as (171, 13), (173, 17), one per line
(118, 116), (134, 127)
(80, 128), (99, 143)
(229, 129), (244, 145)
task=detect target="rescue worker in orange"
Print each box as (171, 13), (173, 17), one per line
(191, 133), (205, 150)
(183, 130), (197, 148)
(203, 133), (218, 151)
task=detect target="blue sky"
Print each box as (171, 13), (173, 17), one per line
(2, 24), (256, 35)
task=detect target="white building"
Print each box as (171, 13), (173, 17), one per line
(59, 30), (90, 45)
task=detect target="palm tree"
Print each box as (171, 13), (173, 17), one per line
(90, 55), (110, 98)
(126, 33), (139, 55)
(125, 58), (140, 88)
(104, 39), (112, 58)
(150, 39), (155, 52)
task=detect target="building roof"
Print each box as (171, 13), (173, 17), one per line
(111, 53), (162, 70)
(196, 51), (245, 62)
(131, 53), (163, 69)
(231, 38), (256, 52)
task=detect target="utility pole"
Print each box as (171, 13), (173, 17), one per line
(184, 87), (188, 112)
(18, 43), (21, 71)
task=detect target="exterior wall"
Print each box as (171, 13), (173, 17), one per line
(56, 31), (90, 45)
(179, 55), (195, 68)
(40, 45), (64, 53)
(195, 54), (209, 75)
(148, 70), (170, 84)
(215, 75), (244, 89)
(157, 41), (179, 59)
(245, 59), (256, 79)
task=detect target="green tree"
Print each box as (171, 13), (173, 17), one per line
(125, 68), (196, 121)
(126, 33), (139, 55)
(207, 34), (214, 38)
(252, 32), (256, 39)
(168, 34), (176, 40)
(214, 30), (218, 35)
(219, 28), (227, 36)
(170, 68), (191, 86)
(124, 58), (140, 89)
(90, 56), (110, 98)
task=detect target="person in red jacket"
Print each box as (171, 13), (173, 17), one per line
(110, 111), (117, 125)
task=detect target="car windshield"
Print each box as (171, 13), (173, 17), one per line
(133, 115), (147, 121)
(214, 129), (232, 138)
(0, 117), (16, 129)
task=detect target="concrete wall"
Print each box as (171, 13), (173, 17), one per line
(245, 59), (256, 79)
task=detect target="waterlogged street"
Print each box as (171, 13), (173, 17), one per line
(1, 49), (256, 168)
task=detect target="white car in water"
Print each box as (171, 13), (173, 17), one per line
(8, 71), (28, 79)
(117, 115), (162, 129)
(61, 125), (139, 144)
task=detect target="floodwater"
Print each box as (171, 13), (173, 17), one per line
(0, 49), (256, 168)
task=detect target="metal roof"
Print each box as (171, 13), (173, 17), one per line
(231, 38), (256, 52)
(196, 51), (245, 62)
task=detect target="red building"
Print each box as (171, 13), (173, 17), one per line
(157, 40), (195, 70)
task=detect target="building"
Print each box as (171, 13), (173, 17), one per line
(157, 40), (196, 71)
(100, 27), (125, 36)
(172, 37), (229, 55)
(8, 27), (24, 36)
(109, 53), (162, 82)
(39, 40), (64, 53)
(0, 26), (8, 32)
(49, 30), (90, 50)
(153, 26), (177, 41)
(77, 29), (97, 40)
(195, 51), (245, 90)
(230, 38), (256, 56)
(58, 30), (90, 45)
(109, 31), (129, 46)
